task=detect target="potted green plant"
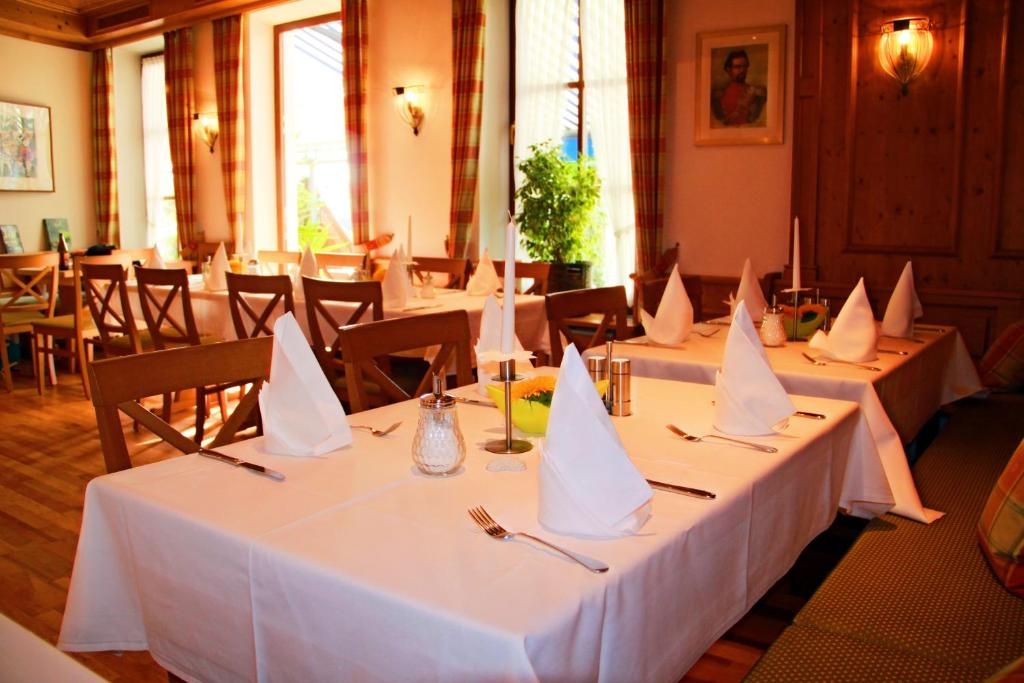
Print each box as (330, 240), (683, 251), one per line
(514, 141), (602, 291)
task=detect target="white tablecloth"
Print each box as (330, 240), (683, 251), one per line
(583, 325), (983, 523)
(59, 376), (890, 682)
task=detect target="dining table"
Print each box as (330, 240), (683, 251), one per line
(58, 374), (892, 682)
(582, 322), (983, 523)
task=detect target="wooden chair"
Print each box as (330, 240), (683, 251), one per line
(337, 309), (474, 413)
(492, 260), (552, 295)
(634, 272), (704, 324)
(545, 285), (630, 366)
(112, 246), (156, 272)
(316, 252), (368, 279)
(0, 252), (59, 391)
(192, 241), (235, 265)
(80, 255), (149, 357)
(226, 272), (295, 339)
(303, 276), (384, 389)
(258, 250), (300, 275)
(409, 256), (469, 289)
(89, 337), (273, 473)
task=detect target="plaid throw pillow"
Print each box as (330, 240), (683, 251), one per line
(979, 321), (1024, 391)
(978, 438), (1024, 598)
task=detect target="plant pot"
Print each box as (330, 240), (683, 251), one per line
(548, 261), (591, 292)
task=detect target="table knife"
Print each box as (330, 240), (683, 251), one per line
(197, 447), (285, 481)
(646, 478), (716, 500)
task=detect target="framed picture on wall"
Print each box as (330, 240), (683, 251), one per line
(695, 25), (786, 146)
(0, 100), (54, 192)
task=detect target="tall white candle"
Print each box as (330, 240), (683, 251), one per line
(501, 219), (516, 353)
(791, 216), (801, 292)
(407, 215), (412, 257)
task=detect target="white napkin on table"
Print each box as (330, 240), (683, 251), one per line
(382, 246), (409, 309)
(538, 344), (652, 539)
(474, 295), (532, 394)
(729, 258), (769, 323)
(149, 245), (167, 269)
(809, 278), (878, 362)
(294, 245), (318, 298)
(880, 261), (923, 339)
(258, 313), (352, 457)
(713, 305), (795, 435)
(205, 243), (229, 292)
(466, 249), (502, 296)
(639, 264), (693, 345)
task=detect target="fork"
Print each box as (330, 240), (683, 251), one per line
(694, 327), (720, 338)
(801, 351), (881, 372)
(666, 424), (778, 453)
(350, 421), (402, 437)
(467, 506), (609, 573)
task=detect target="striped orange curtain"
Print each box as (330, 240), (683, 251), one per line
(164, 28), (197, 255)
(91, 48), (119, 246)
(342, 0), (369, 244)
(624, 0), (667, 274)
(213, 15), (246, 252)
(448, 0), (486, 259)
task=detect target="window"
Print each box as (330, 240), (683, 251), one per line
(276, 16), (352, 252)
(140, 54), (178, 258)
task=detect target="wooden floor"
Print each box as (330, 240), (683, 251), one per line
(0, 357), (863, 682)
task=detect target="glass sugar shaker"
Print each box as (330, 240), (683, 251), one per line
(760, 304), (787, 347)
(412, 375), (466, 476)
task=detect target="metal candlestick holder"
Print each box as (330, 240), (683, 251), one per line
(786, 288), (811, 341)
(484, 358), (533, 454)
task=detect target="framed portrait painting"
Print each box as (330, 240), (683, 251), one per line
(695, 25), (786, 146)
(0, 100), (54, 192)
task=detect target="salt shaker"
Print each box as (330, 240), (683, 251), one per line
(759, 305), (787, 347)
(609, 358), (632, 416)
(412, 375), (466, 476)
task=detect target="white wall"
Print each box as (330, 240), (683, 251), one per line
(0, 35), (94, 252)
(112, 44), (146, 248)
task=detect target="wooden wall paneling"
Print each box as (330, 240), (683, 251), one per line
(994, 0), (1024, 256)
(791, 0), (823, 283)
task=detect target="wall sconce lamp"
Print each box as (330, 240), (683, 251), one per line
(878, 17), (933, 95)
(393, 85), (425, 136)
(193, 112), (219, 153)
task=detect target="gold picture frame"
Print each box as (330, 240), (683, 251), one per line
(0, 100), (55, 192)
(695, 25), (786, 146)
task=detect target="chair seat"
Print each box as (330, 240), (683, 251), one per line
(1, 310), (47, 328)
(106, 330), (222, 353)
(31, 313), (95, 333)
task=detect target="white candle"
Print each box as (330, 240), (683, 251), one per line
(501, 219), (516, 354)
(407, 216), (412, 257)
(791, 216), (801, 292)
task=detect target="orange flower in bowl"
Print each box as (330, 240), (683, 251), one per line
(486, 376), (608, 434)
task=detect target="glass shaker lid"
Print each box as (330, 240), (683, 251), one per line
(419, 374), (456, 408)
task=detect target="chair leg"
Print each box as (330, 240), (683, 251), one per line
(217, 391), (228, 425)
(0, 334), (13, 392)
(194, 388), (207, 444)
(33, 332), (45, 395)
(161, 393), (171, 422)
(76, 337), (91, 400)
(46, 336), (57, 385)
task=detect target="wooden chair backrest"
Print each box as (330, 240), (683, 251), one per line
(258, 250), (300, 275)
(337, 309), (473, 413)
(112, 247), (156, 278)
(316, 252), (367, 279)
(193, 241), (234, 264)
(303, 276), (383, 383)
(634, 272), (704, 323)
(545, 285), (629, 366)
(492, 260), (552, 295)
(409, 256), (469, 289)
(88, 337), (273, 473)
(80, 255), (140, 354)
(0, 252), (59, 322)
(135, 266), (201, 349)
(225, 272), (295, 339)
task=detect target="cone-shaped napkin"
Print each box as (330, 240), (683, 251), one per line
(149, 245), (167, 269)
(294, 245), (318, 298)
(382, 246), (409, 309)
(538, 344), (652, 539)
(880, 261), (923, 338)
(639, 264), (694, 345)
(466, 249), (502, 296)
(258, 313), (352, 456)
(206, 243), (229, 291)
(809, 278), (878, 362)
(729, 258), (768, 322)
(713, 305), (795, 435)
(475, 295), (532, 393)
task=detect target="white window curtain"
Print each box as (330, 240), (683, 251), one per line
(581, 0), (635, 290)
(141, 54), (177, 256)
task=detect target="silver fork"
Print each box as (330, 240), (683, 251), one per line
(801, 351), (881, 372)
(666, 424), (778, 453)
(468, 506), (609, 573)
(350, 421), (402, 437)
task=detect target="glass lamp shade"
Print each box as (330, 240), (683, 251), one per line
(878, 18), (933, 93)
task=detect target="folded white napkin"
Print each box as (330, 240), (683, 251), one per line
(880, 261), (923, 339)
(639, 264), (693, 345)
(475, 295), (532, 394)
(809, 278), (878, 362)
(206, 243), (229, 291)
(713, 304), (795, 435)
(538, 344), (652, 539)
(382, 246), (409, 309)
(729, 258), (768, 322)
(149, 244), (167, 269)
(259, 313), (352, 456)
(294, 245), (318, 298)
(466, 249), (502, 296)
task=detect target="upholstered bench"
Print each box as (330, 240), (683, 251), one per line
(745, 394), (1024, 682)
